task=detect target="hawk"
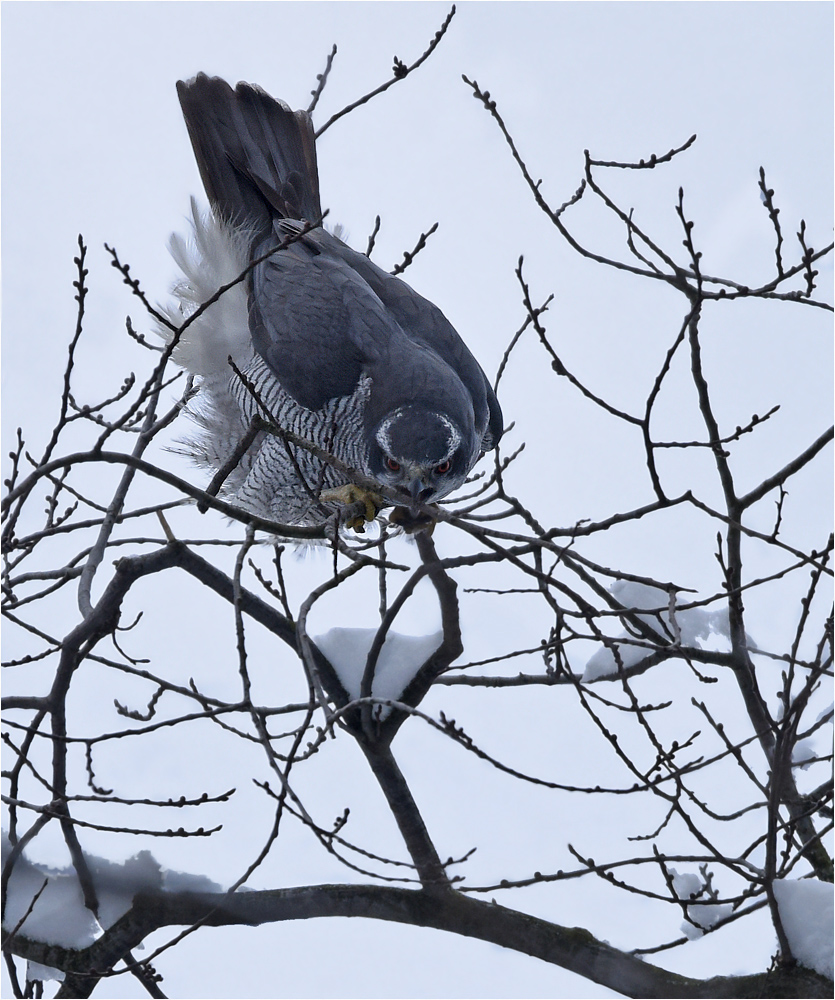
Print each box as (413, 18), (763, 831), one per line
(163, 74), (503, 527)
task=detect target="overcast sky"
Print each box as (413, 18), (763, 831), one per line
(2, 3), (833, 998)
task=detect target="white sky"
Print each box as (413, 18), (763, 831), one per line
(2, 3), (833, 998)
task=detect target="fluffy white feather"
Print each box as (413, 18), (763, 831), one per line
(160, 197), (253, 379)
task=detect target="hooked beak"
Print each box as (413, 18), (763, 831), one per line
(409, 478), (433, 508)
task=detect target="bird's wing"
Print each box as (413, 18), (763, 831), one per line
(246, 230), (384, 411)
(248, 229), (473, 438)
(322, 237), (504, 447)
(250, 225), (503, 445)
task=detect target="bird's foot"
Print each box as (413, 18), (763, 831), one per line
(319, 484), (385, 532)
(388, 504), (438, 535)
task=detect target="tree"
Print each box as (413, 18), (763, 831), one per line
(3, 9), (833, 999)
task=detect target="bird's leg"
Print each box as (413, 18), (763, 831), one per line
(319, 484), (385, 531)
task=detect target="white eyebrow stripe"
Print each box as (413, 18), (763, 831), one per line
(375, 407), (407, 455)
(437, 413), (462, 457)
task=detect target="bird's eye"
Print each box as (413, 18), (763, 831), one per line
(435, 460), (451, 475)
(386, 457), (401, 472)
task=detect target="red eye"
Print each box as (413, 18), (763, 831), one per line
(435, 460), (451, 475)
(386, 457), (400, 472)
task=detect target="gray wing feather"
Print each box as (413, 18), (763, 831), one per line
(320, 237), (503, 447)
(249, 227), (481, 437)
(248, 230), (380, 409)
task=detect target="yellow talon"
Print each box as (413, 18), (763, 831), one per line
(319, 485), (385, 531)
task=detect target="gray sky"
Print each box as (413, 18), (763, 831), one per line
(2, 3), (832, 998)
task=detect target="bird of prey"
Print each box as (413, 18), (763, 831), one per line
(162, 74), (503, 528)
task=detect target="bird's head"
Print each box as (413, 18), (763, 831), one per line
(369, 406), (474, 506)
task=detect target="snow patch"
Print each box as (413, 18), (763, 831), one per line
(584, 581), (733, 681)
(2, 833), (223, 967)
(315, 627), (443, 715)
(2, 833), (99, 950)
(26, 961), (64, 984)
(772, 878), (834, 980)
(669, 868), (732, 939)
(791, 738), (818, 770)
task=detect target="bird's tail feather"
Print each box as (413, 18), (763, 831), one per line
(176, 73), (322, 235)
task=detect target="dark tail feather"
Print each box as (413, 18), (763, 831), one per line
(176, 74), (322, 235)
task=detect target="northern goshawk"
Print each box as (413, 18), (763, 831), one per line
(162, 74), (503, 527)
